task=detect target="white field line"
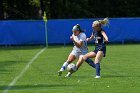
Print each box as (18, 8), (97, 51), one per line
(3, 48), (46, 93)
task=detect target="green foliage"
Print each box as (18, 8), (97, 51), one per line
(0, 0), (140, 20)
(29, 0), (40, 7)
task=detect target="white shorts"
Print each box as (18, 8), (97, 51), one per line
(70, 49), (88, 58)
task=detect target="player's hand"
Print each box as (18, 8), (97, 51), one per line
(86, 38), (90, 42)
(70, 36), (74, 41)
(104, 40), (109, 43)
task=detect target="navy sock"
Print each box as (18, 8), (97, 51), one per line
(85, 58), (95, 68)
(95, 63), (100, 76)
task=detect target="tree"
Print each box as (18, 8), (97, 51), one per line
(0, 0), (3, 19)
(0, 0), (140, 20)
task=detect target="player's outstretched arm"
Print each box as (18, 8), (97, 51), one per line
(87, 33), (94, 41)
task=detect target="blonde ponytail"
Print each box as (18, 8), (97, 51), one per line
(99, 17), (109, 26)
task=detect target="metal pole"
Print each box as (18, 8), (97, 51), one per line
(43, 11), (48, 47)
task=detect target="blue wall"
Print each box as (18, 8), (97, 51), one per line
(0, 20), (45, 45)
(0, 18), (140, 45)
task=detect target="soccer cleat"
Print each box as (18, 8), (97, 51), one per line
(65, 72), (72, 77)
(94, 75), (101, 79)
(58, 71), (62, 76)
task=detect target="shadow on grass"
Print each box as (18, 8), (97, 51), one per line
(102, 74), (140, 78)
(102, 75), (130, 78)
(0, 61), (25, 74)
(0, 84), (74, 90)
(74, 74), (140, 78)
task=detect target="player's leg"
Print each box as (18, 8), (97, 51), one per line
(65, 52), (96, 78)
(94, 51), (104, 78)
(65, 51), (80, 77)
(65, 52), (96, 77)
(84, 52), (96, 68)
(58, 54), (76, 76)
(76, 52), (96, 69)
(75, 56), (84, 69)
(58, 49), (78, 76)
(65, 58), (79, 77)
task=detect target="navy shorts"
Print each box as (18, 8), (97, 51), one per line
(93, 44), (106, 57)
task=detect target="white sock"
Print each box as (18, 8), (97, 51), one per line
(60, 62), (69, 71)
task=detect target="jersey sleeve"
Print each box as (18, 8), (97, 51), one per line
(79, 33), (86, 41)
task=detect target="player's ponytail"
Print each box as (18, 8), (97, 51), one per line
(99, 17), (109, 26)
(77, 24), (86, 32)
(93, 17), (109, 27)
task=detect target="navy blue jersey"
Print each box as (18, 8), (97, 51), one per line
(93, 29), (104, 45)
(92, 29), (106, 57)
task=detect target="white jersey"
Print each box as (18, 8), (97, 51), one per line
(72, 32), (88, 54)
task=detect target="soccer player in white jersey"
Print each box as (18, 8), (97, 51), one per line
(58, 24), (95, 77)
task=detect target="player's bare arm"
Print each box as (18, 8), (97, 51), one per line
(101, 31), (108, 43)
(70, 36), (83, 48)
(87, 33), (94, 41)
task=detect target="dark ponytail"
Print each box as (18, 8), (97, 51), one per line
(76, 24), (85, 32)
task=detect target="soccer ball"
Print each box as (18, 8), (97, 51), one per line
(67, 63), (77, 72)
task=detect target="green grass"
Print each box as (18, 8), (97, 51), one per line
(0, 44), (140, 93)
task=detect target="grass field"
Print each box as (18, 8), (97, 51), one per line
(0, 44), (140, 93)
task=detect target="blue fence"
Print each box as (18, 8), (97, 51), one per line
(0, 18), (140, 45)
(0, 20), (45, 45)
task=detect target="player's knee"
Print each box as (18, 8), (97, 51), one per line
(95, 59), (100, 64)
(83, 56), (87, 61)
(79, 55), (86, 61)
(79, 55), (84, 58)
